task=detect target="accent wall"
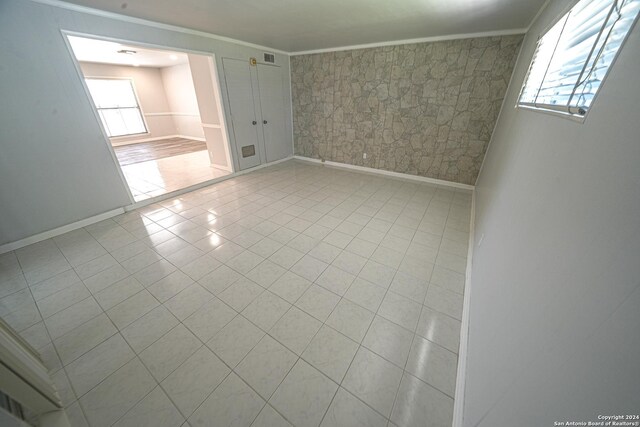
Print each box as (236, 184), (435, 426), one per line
(291, 35), (523, 185)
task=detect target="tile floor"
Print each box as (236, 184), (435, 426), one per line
(121, 150), (230, 201)
(0, 160), (470, 427)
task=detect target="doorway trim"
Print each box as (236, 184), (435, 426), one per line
(0, 319), (62, 416)
(59, 30), (236, 200)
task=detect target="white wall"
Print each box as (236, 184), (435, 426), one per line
(160, 63), (204, 140)
(187, 55), (221, 126)
(81, 61), (207, 142)
(79, 62), (177, 144)
(188, 54), (232, 170)
(0, 0), (292, 246)
(463, 1), (640, 425)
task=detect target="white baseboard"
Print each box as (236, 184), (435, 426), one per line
(176, 135), (207, 142)
(0, 156), (468, 256)
(0, 208), (124, 254)
(201, 123), (222, 129)
(292, 156), (474, 191)
(452, 189), (476, 427)
(0, 157), (296, 254)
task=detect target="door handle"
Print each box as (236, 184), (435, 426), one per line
(252, 120), (257, 125)
(263, 120), (268, 124)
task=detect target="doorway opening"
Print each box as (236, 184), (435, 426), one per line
(66, 35), (233, 202)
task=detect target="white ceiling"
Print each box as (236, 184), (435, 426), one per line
(68, 35), (189, 67)
(60, 0), (545, 53)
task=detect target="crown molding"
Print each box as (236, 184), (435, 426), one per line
(289, 28), (528, 56)
(26, 0), (289, 55)
(26, 1), (533, 57)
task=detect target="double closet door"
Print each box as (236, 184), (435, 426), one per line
(222, 58), (289, 171)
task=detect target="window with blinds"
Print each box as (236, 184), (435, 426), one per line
(85, 78), (148, 137)
(518, 0), (640, 117)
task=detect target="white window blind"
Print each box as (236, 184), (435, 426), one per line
(518, 0), (640, 116)
(85, 78), (147, 137)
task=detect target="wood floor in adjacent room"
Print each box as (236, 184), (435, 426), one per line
(114, 137), (207, 166)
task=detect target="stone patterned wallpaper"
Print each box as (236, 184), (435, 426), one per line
(291, 35), (523, 185)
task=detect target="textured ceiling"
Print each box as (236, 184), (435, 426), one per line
(58, 0), (545, 52)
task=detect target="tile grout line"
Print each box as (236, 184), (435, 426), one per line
(4, 160), (471, 427)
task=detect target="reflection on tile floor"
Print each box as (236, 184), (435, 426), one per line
(121, 150), (231, 202)
(0, 160), (470, 427)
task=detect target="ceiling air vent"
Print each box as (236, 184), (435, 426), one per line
(263, 53), (275, 64)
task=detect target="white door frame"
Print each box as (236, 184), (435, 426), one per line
(0, 319), (62, 416)
(59, 30), (236, 200)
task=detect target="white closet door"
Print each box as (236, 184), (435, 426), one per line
(222, 58), (263, 170)
(257, 64), (290, 163)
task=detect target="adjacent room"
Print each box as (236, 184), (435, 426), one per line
(0, 0), (638, 427)
(68, 35), (233, 201)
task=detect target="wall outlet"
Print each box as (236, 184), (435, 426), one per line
(363, 153), (367, 159)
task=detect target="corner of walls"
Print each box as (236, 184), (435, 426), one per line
(462, 0), (640, 424)
(1, 0), (295, 247)
(289, 34), (524, 186)
(288, 54), (296, 158)
(472, 31), (531, 188)
(473, 0), (554, 188)
(454, 13), (533, 427)
(452, 186), (475, 427)
(160, 61), (205, 140)
(79, 61), (179, 144)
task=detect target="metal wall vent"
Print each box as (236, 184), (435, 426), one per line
(263, 53), (275, 64)
(242, 145), (256, 158)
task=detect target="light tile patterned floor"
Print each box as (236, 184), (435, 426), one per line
(121, 150), (231, 201)
(0, 160), (470, 427)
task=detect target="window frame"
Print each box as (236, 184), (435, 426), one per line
(516, 0), (640, 122)
(84, 76), (149, 138)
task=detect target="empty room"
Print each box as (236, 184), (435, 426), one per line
(67, 35), (233, 200)
(0, 0), (638, 426)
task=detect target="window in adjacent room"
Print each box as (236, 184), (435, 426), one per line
(518, 0), (640, 117)
(85, 78), (147, 137)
